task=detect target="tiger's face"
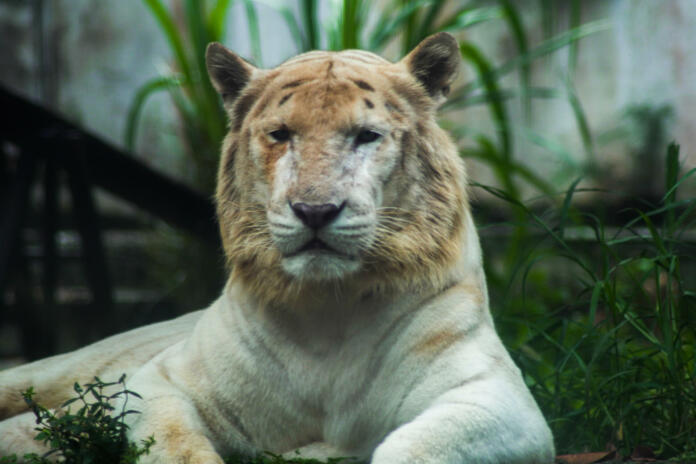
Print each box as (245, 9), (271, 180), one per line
(207, 33), (466, 300)
(254, 55), (415, 280)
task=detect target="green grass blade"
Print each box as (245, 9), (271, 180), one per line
(664, 142), (680, 231)
(460, 41), (511, 159)
(341, 0), (364, 50)
(539, 0), (555, 39)
(450, 19), (611, 104)
(439, 6), (503, 32)
(566, 82), (596, 167)
(508, 160), (556, 195)
(415, 0), (445, 39)
(185, 0), (209, 79)
(301, 0), (320, 50)
(567, 0), (581, 76)
(399, 0), (420, 53)
(637, 210), (668, 256)
(141, 0), (193, 82)
(124, 75), (184, 152)
(242, 0), (263, 64)
(185, 0), (227, 151)
(664, 142), (680, 201)
(499, 0), (531, 120)
(519, 127), (579, 171)
(662, 167), (696, 205)
(443, 86), (559, 111)
(367, 0), (431, 52)
(208, 0), (234, 41)
(558, 177), (583, 237)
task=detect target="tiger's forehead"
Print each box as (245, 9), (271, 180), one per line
(271, 50), (392, 83)
(281, 49), (391, 67)
(263, 49), (398, 98)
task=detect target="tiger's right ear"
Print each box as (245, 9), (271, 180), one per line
(205, 42), (257, 102)
(402, 32), (460, 105)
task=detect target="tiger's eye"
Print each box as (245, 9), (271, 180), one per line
(270, 128), (290, 142)
(356, 130), (381, 145)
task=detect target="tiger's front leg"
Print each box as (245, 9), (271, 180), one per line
(119, 391), (224, 464)
(371, 378), (555, 464)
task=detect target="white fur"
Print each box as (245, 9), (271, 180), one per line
(0, 38), (555, 464)
(0, 212), (554, 463)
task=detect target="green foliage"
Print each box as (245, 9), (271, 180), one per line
(485, 144), (696, 459)
(127, 0), (234, 193)
(0, 380), (365, 464)
(0, 376), (153, 464)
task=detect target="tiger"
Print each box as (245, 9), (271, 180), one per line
(0, 32), (554, 463)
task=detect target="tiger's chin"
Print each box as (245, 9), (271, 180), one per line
(281, 250), (361, 281)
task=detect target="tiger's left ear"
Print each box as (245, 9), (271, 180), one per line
(206, 42), (258, 104)
(402, 32), (460, 104)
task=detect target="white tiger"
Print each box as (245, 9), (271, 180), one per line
(0, 32), (554, 463)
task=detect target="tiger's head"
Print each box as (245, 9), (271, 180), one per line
(206, 33), (468, 305)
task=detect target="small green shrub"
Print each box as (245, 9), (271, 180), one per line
(0, 376), (154, 464)
(0, 377), (363, 464)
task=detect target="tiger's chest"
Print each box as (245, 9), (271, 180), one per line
(204, 296), (458, 457)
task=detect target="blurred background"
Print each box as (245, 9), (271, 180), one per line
(0, 0), (694, 459)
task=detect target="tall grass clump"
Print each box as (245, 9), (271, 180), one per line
(485, 144), (696, 459)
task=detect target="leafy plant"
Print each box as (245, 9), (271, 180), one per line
(484, 143), (696, 459)
(0, 376), (154, 464)
(0, 378), (364, 464)
(126, 0), (233, 193)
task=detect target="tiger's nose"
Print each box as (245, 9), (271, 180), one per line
(290, 202), (345, 229)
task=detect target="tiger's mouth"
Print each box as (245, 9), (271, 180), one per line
(299, 238), (332, 252)
(286, 238), (350, 257)
(267, 205), (372, 279)
(279, 234), (363, 280)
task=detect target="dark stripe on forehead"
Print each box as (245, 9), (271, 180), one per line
(278, 92), (293, 107)
(232, 89), (261, 131)
(281, 79), (306, 89)
(351, 79), (375, 91)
